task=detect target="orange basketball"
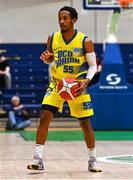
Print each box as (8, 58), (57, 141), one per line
(58, 77), (80, 100)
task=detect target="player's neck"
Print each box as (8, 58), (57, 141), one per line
(62, 28), (76, 42)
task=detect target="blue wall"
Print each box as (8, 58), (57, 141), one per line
(90, 43), (133, 130)
(1, 43), (133, 129)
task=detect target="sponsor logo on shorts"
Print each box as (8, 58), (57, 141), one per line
(83, 102), (92, 110)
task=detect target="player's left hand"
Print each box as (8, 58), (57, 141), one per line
(75, 79), (90, 96)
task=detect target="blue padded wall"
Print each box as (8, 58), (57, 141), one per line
(0, 43), (133, 128)
(90, 43), (133, 130)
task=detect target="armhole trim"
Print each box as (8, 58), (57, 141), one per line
(50, 32), (54, 51)
(82, 36), (88, 55)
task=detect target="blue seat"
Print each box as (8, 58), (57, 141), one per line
(1, 43), (133, 118)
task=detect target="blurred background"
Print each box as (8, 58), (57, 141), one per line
(0, 0), (133, 130)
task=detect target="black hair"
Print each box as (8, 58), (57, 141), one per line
(59, 6), (78, 20)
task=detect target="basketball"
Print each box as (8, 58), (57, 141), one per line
(58, 77), (80, 100)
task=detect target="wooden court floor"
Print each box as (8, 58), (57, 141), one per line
(0, 132), (133, 180)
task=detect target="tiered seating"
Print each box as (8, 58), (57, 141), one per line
(0, 44), (48, 117)
(0, 43), (71, 117)
(0, 43), (132, 119)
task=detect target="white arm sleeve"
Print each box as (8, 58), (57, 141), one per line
(86, 52), (97, 80)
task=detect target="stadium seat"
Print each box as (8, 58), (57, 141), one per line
(1, 43), (133, 118)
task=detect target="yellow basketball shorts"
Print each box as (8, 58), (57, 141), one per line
(42, 78), (94, 118)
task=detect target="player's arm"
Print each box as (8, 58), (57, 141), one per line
(76, 38), (97, 96)
(40, 35), (54, 64)
(85, 38), (97, 84)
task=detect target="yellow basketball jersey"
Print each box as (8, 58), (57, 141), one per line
(50, 30), (88, 80)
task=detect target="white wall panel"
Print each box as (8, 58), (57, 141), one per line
(0, 0), (132, 43)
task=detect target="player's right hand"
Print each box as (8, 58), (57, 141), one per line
(40, 50), (54, 64)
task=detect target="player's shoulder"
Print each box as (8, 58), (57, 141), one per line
(77, 30), (92, 38)
(77, 30), (89, 40)
(51, 31), (61, 37)
(47, 31), (60, 43)
(77, 30), (86, 36)
(47, 31), (59, 39)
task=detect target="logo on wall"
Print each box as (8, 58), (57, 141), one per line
(99, 72), (127, 90)
(106, 74), (121, 85)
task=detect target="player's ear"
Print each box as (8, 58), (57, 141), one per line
(72, 18), (77, 24)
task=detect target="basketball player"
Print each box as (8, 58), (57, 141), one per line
(27, 6), (102, 172)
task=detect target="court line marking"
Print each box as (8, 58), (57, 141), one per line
(98, 155), (133, 165)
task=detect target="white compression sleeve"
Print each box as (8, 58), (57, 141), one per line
(86, 52), (97, 80)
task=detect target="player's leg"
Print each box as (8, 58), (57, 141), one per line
(36, 79), (64, 146)
(78, 117), (95, 149)
(27, 106), (58, 170)
(36, 107), (56, 145)
(78, 117), (102, 172)
(27, 79), (64, 170)
(68, 94), (102, 172)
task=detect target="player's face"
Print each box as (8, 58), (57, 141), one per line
(58, 11), (74, 33)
